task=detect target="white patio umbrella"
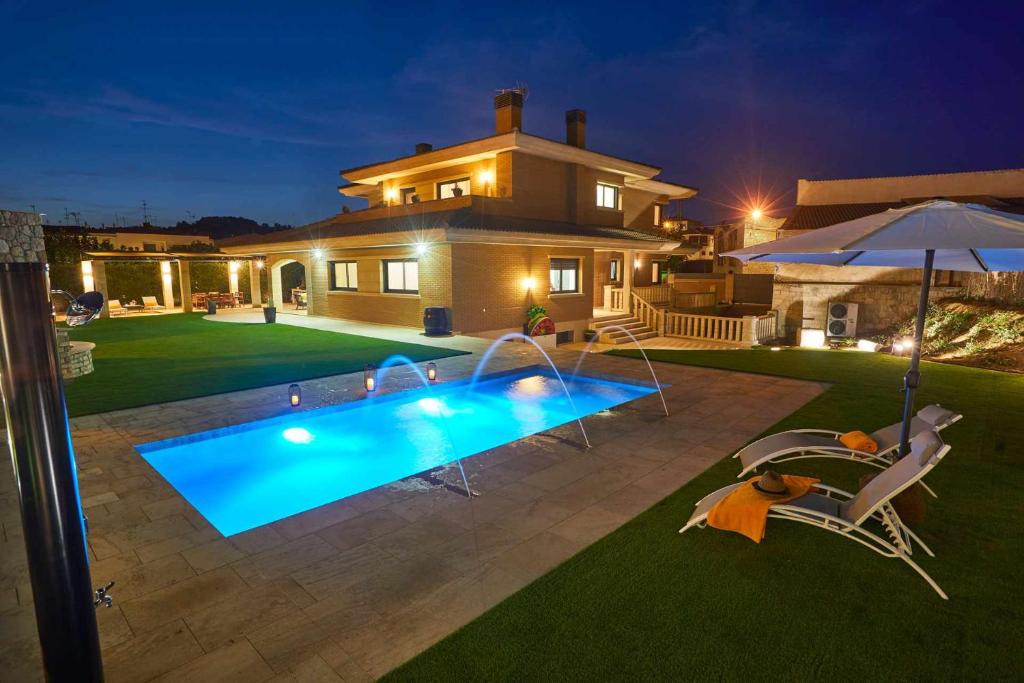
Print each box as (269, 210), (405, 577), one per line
(724, 199), (1024, 457)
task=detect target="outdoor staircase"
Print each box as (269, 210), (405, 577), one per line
(592, 313), (660, 344)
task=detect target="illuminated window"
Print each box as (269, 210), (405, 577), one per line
(437, 178), (470, 199)
(549, 258), (579, 293)
(654, 204), (663, 226)
(596, 182), (619, 209)
(400, 187), (417, 204)
(609, 258), (620, 282)
(383, 259), (419, 294)
(329, 261), (358, 291)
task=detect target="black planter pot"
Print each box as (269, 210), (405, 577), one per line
(263, 307), (277, 323)
(207, 300), (217, 315)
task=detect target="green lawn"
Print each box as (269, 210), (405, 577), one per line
(63, 314), (467, 416)
(388, 349), (1024, 681)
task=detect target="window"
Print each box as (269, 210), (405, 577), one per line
(383, 259), (419, 294)
(596, 182), (619, 209)
(654, 204), (663, 227)
(400, 187), (417, 204)
(329, 261), (358, 291)
(549, 258), (579, 294)
(437, 177), (470, 199)
(609, 258), (621, 282)
(143, 242), (158, 252)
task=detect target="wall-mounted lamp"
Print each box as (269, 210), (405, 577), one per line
(312, 248), (324, 260)
(634, 259), (641, 269)
(255, 260), (265, 269)
(364, 365), (377, 392)
(426, 362), (437, 382)
(521, 277), (536, 290)
(385, 188), (398, 204)
(414, 243), (428, 256)
(288, 383), (301, 407)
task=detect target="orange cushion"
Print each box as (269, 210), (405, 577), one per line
(839, 430), (878, 453)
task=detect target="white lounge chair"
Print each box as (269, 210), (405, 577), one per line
(142, 296), (166, 312)
(733, 404), (961, 492)
(107, 299), (127, 316)
(681, 430), (952, 599)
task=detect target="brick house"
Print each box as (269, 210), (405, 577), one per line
(219, 92), (697, 341)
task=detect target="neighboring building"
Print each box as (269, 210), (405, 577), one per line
(767, 168), (1024, 338)
(44, 225), (214, 252)
(713, 214), (786, 274)
(663, 217), (714, 261)
(219, 92), (697, 340)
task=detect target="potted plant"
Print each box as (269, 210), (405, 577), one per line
(526, 304), (557, 349)
(263, 297), (277, 323)
(452, 185), (464, 197)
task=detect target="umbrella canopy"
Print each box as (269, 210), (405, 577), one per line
(726, 200), (1024, 271)
(724, 200), (1024, 457)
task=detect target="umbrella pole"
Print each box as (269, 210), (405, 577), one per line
(898, 249), (935, 458)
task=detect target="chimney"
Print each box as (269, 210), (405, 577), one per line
(414, 142), (433, 155)
(565, 109), (586, 148)
(494, 90), (523, 134)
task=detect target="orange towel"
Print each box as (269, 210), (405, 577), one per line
(707, 475), (820, 543)
(839, 430), (878, 453)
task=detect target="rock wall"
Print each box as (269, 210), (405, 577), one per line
(0, 210), (46, 263)
(773, 281), (963, 340)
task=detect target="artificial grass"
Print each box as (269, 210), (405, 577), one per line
(386, 348), (1024, 681)
(62, 314), (467, 416)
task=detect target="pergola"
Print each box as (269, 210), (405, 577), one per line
(79, 251), (262, 318)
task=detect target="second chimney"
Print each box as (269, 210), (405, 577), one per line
(565, 109), (586, 148)
(494, 90), (524, 134)
(415, 142), (433, 155)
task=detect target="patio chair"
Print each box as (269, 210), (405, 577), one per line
(733, 404), (960, 496)
(142, 296), (165, 312)
(681, 429), (952, 599)
(107, 299), (127, 316)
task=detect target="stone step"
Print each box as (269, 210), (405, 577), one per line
(593, 317), (643, 329)
(608, 329), (660, 344)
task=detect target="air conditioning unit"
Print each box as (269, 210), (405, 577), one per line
(827, 302), (859, 337)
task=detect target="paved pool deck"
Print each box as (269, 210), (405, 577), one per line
(0, 314), (826, 681)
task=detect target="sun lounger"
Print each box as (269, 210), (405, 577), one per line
(107, 299), (127, 316)
(733, 404), (960, 490)
(681, 430), (952, 599)
(142, 296), (166, 312)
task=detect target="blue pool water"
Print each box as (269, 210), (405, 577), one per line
(136, 367), (656, 536)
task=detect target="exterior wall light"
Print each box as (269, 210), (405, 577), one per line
(414, 243), (428, 256)
(312, 248), (324, 260)
(426, 362), (437, 382)
(364, 364), (378, 392)
(255, 260), (265, 269)
(634, 259), (641, 269)
(385, 188), (398, 203)
(288, 383), (301, 407)
(522, 277), (536, 290)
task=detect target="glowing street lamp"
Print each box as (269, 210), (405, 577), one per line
(750, 208), (764, 220)
(364, 364), (378, 392)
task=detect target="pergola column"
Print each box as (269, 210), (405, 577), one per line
(249, 259), (262, 307)
(228, 261), (240, 295)
(91, 261), (109, 319)
(623, 248), (635, 313)
(178, 261), (192, 313)
(160, 261), (175, 309)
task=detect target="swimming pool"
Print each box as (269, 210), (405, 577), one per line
(136, 366), (657, 536)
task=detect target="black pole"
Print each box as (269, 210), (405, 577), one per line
(898, 249), (935, 458)
(0, 263), (104, 681)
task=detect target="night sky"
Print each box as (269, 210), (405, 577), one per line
(2, 1), (1022, 228)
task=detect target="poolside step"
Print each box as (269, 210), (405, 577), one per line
(605, 328), (659, 344)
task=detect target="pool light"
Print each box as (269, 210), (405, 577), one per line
(364, 364), (377, 392)
(282, 427), (314, 444)
(417, 397), (444, 416)
(426, 362), (437, 382)
(288, 383), (301, 407)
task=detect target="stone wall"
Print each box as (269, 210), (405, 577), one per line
(773, 281), (963, 339)
(0, 210), (46, 263)
(54, 329), (95, 380)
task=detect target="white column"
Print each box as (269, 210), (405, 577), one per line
(178, 261), (193, 313)
(623, 249), (635, 313)
(249, 259), (263, 307)
(228, 260), (240, 294)
(81, 260), (95, 292)
(160, 261), (175, 308)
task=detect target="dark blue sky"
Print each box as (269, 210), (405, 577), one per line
(2, 0), (1021, 228)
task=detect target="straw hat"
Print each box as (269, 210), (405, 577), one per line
(753, 470), (788, 495)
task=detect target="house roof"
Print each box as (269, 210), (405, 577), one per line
(782, 196), (1024, 231)
(217, 199), (678, 250)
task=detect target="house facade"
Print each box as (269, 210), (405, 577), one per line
(765, 168), (1024, 338)
(219, 92), (696, 340)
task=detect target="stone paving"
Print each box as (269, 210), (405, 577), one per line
(0, 317), (826, 681)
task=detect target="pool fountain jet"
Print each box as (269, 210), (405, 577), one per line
(570, 324), (669, 417)
(372, 355), (477, 497)
(468, 332), (590, 449)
